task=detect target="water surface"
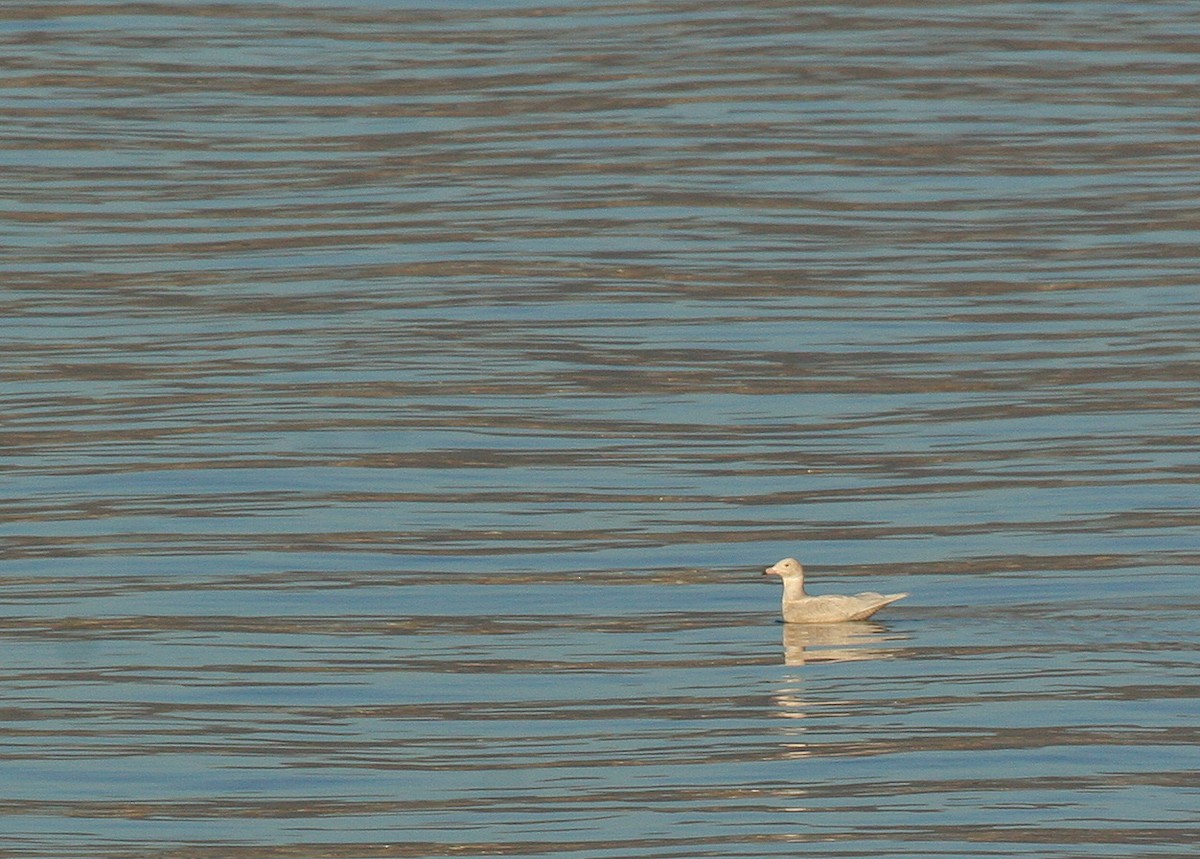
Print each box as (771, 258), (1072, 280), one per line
(2, 1), (1199, 856)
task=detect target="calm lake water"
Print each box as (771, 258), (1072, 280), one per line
(2, 1), (1199, 856)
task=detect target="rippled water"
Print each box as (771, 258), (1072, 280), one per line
(3, 1), (1199, 856)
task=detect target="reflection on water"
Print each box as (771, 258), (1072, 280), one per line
(779, 620), (904, 666)
(773, 623), (906, 763)
(3, 0), (1200, 856)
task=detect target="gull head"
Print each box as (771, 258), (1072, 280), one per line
(764, 558), (804, 578)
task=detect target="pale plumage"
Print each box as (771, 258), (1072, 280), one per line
(763, 558), (907, 623)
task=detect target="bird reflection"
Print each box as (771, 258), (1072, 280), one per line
(770, 622), (907, 760)
(780, 620), (900, 666)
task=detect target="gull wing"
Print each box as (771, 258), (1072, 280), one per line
(783, 591), (908, 623)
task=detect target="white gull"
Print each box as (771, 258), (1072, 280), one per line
(763, 558), (908, 623)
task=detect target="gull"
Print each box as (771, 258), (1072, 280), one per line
(763, 558), (908, 623)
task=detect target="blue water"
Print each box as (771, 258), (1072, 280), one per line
(2, 1), (1199, 856)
